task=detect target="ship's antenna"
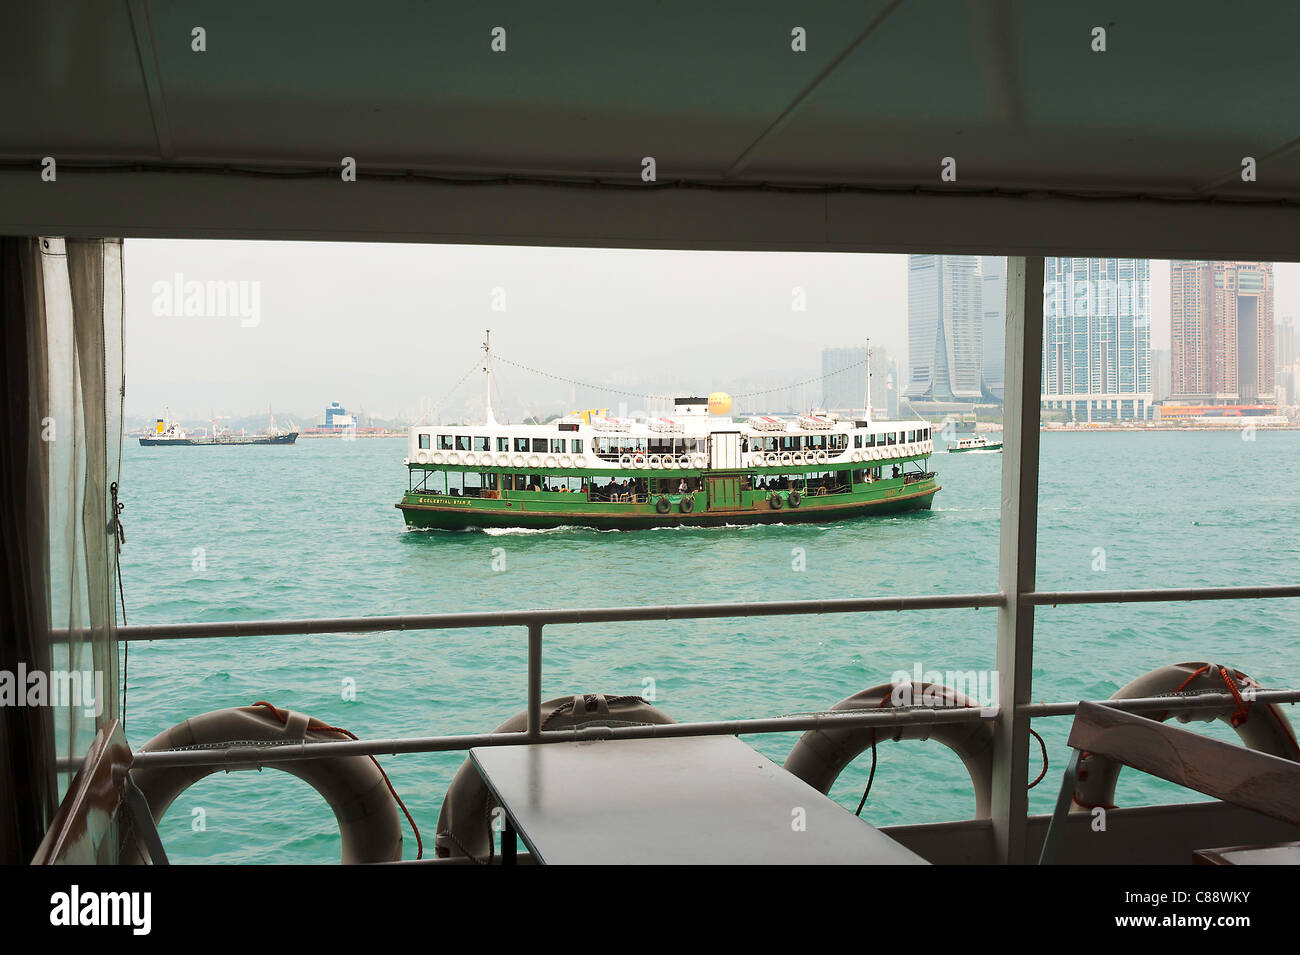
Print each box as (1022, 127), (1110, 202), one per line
(864, 338), (873, 424)
(482, 329), (498, 426)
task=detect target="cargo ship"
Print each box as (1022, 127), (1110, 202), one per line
(396, 338), (938, 530)
(138, 409), (299, 446)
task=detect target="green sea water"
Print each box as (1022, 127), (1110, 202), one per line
(117, 432), (1300, 863)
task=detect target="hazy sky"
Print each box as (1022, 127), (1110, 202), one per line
(123, 240), (1300, 424)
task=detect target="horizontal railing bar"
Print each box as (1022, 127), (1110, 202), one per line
(111, 592), (1006, 642)
(1029, 584), (1300, 605)
(1020, 688), (1300, 717)
(129, 706), (990, 769)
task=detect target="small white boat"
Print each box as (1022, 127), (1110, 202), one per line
(948, 435), (1003, 453)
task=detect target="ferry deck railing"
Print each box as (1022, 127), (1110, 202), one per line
(114, 583), (1300, 771)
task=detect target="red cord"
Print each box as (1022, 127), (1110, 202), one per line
(251, 701), (423, 860)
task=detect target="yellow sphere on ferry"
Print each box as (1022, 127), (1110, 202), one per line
(708, 391), (732, 416)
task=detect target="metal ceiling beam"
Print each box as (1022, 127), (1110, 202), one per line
(124, 0), (174, 159)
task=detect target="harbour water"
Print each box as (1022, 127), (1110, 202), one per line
(118, 432), (1300, 862)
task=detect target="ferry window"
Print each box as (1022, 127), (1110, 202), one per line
(473, 436), (490, 451)
(438, 434), (453, 450)
(514, 438), (528, 452)
(854, 435), (862, 448)
(455, 435), (471, 451)
(496, 437), (509, 451)
(531, 438), (548, 452)
(572, 439), (583, 453)
(418, 434), (430, 449)
(551, 439), (565, 453)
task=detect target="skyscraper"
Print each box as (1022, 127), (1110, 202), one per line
(1170, 261), (1275, 404)
(1041, 258), (1152, 421)
(905, 255), (984, 401)
(980, 256), (1006, 399)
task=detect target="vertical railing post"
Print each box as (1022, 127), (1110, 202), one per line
(992, 255), (1044, 864)
(527, 622), (543, 739)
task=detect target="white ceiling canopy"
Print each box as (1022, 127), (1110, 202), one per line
(2, 1), (1298, 258)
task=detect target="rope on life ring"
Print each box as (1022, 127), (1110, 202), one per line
(1071, 662), (1300, 812)
(130, 703), (416, 864)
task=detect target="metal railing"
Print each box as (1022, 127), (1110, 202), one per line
(116, 583), (1300, 770)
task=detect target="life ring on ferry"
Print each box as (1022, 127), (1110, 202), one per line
(690, 454), (706, 469)
(559, 454), (573, 468)
(493, 453), (508, 467)
(677, 454), (691, 469)
(788, 489), (803, 508)
(130, 705), (404, 864)
(575, 454), (587, 467)
(815, 450), (829, 464)
(463, 452), (478, 466)
(679, 495), (695, 514)
(779, 452), (793, 466)
(851, 450), (863, 463)
(416, 451), (429, 464)
(1072, 662), (1300, 812)
(649, 454), (662, 469)
(871, 448), (883, 461)
(769, 493), (784, 510)
(527, 455), (541, 468)
(764, 452), (778, 467)
(436, 694), (675, 861)
(511, 454), (525, 468)
(633, 453), (647, 467)
(447, 452), (462, 465)
(784, 682), (996, 818)
(619, 454), (634, 468)
(655, 495), (672, 514)
(432, 451), (446, 465)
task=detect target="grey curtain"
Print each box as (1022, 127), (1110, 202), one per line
(0, 237), (124, 863)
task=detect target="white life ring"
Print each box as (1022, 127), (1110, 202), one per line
(690, 454), (706, 469)
(648, 454), (661, 468)
(464, 452), (479, 466)
(436, 694), (675, 861)
(619, 454), (634, 468)
(432, 451), (446, 465)
(559, 454), (573, 468)
(764, 452), (779, 467)
(492, 453), (507, 467)
(784, 684), (995, 819)
(870, 448), (882, 461)
(511, 454), (525, 468)
(447, 452), (462, 466)
(851, 450), (862, 463)
(677, 454), (691, 469)
(633, 453), (647, 467)
(527, 455), (541, 468)
(574, 454), (587, 467)
(544, 455), (558, 468)
(815, 450), (829, 464)
(1072, 663), (1300, 812)
(132, 705), (404, 863)
(416, 451), (429, 464)
(780, 452), (793, 466)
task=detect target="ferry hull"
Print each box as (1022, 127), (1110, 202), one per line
(397, 483), (939, 531)
(138, 432), (299, 446)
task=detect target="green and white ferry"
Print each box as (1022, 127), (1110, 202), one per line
(397, 345), (939, 531)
